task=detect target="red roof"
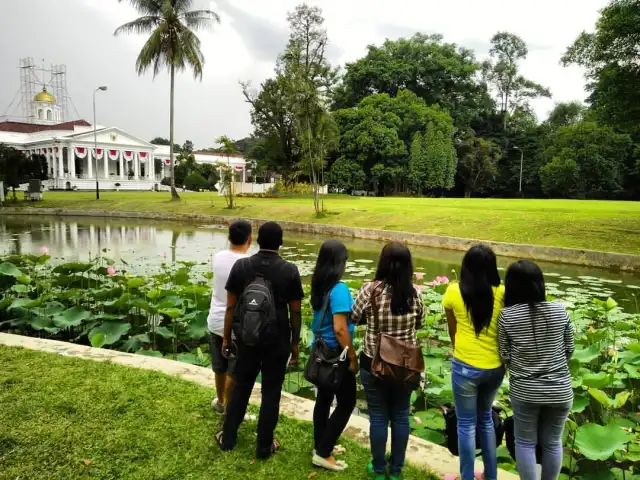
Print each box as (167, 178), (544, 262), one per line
(0, 120), (91, 134)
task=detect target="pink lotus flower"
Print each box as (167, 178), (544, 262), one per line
(39, 246), (49, 255)
(415, 272), (425, 280)
(413, 416), (422, 425)
(436, 276), (450, 284)
(426, 280), (439, 287)
(107, 265), (116, 277)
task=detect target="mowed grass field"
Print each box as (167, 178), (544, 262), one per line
(0, 346), (437, 480)
(7, 191), (640, 254)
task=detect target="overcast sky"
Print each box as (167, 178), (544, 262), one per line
(0, 0), (606, 149)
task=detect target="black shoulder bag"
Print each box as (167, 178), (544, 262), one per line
(304, 292), (348, 391)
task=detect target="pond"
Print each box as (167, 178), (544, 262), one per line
(1, 214), (639, 311)
(2, 214), (639, 477)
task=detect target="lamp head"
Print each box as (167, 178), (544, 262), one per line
(97, 86), (107, 92)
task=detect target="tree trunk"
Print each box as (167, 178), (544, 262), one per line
(169, 64), (180, 200)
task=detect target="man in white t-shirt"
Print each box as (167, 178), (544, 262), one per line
(208, 220), (252, 413)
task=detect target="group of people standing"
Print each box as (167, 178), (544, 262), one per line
(206, 220), (575, 480)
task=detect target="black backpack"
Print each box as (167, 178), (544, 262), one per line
(233, 269), (278, 347)
(443, 405), (505, 456)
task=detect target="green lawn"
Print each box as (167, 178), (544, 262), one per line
(7, 191), (640, 254)
(0, 346), (436, 480)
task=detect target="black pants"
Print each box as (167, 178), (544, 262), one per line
(221, 344), (288, 458)
(313, 371), (357, 458)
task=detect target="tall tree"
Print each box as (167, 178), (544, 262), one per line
(457, 133), (502, 197)
(546, 101), (588, 129)
(542, 121), (634, 198)
(482, 32), (551, 131)
(562, 0), (640, 138)
(333, 33), (493, 128)
(408, 132), (427, 191)
(115, 0), (220, 200)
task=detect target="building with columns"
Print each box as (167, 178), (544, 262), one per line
(0, 87), (248, 192)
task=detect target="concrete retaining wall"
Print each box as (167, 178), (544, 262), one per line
(0, 333), (519, 479)
(2, 207), (639, 271)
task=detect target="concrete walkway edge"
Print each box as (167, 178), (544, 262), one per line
(0, 333), (519, 479)
(1, 206), (639, 271)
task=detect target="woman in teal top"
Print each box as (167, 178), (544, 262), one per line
(310, 240), (358, 472)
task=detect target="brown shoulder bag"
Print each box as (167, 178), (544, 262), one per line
(370, 282), (425, 391)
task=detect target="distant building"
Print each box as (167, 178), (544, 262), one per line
(0, 87), (246, 191)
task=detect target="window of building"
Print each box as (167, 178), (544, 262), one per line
(46, 110), (52, 121)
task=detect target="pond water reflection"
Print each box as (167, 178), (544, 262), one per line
(1, 215), (638, 311)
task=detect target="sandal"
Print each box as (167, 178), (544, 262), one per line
(257, 439), (281, 459)
(312, 454), (347, 471)
(215, 431), (225, 450)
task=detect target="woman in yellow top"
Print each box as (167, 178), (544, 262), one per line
(442, 244), (505, 480)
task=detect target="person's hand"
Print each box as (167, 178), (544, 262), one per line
(349, 356), (359, 374)
(289, 344), (299, 367)
(222, 337), (231, 357)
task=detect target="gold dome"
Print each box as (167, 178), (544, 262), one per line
(34, 88), (55, 103)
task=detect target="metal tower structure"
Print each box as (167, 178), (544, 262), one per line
(17, 57), (69, 123)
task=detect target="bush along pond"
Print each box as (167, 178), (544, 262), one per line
(1, 252), (639, 479)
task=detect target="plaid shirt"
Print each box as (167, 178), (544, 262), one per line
(351, 281), (424, 359)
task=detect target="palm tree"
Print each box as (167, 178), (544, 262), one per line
(114, 0), (219, 200)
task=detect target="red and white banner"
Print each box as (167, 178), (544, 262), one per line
(74, 147), (88, 159)
(93, 148), (104, 160)
(123, 151), (134, 162)
(234, 165), (243, 172)
(138, 152), (148, 163)
(108, 150), (119, 161)
(164, 158), (171, 166)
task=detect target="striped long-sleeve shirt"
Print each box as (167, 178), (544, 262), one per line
(498, 301), (574, 404)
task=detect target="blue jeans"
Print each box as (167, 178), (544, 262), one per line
(511, 398), (572, 480)
(361, 368), (412, 476)
(452, 358), (505, 480)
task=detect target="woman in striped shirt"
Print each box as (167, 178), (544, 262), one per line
(498, 260), (574, 480)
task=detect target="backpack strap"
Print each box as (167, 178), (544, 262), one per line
(316, 289), (332, 333)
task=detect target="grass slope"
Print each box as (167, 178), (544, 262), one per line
(0, 346), (436, 480)
(8, 191), (640, 254)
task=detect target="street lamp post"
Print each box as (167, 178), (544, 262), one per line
(93, 86), (107, 200)
(514, 146), (524, 193)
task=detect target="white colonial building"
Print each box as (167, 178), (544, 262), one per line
(0, 87), (251, 192)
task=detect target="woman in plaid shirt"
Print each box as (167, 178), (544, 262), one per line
(352, 242), (424, 480)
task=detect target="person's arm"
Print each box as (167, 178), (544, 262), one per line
(222, 292), (238, 353)
(445, 309), (457, 350)
(333, 313), (358, 373)
(497, 312), (510, 365)
(288, 266), (304, 366)
(288, 299), (302, 366)
(564, 311), (575, 360)
(351, 283), (370, 325)
(416, 294), (425, 330)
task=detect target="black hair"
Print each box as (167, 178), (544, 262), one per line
(504, 260), (546, 307)
(374, 242), (415, 315)
(257, 221), (283, 250)
(310, 240), (349, 311)
(459, 244), (501, 336)
(228, 220), (252, 246)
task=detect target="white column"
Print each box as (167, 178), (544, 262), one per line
(134, 153), (139, 180)
(104, 150), (109, 179)
(119, 153), (124, 180)
(87, 149), (93, 179)
(69, 145), (76, 179)
(147, 153), (152, 180)
(242, 165), (246, 183)
(57, 149), (64, 178)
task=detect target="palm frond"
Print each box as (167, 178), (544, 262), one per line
(114, 16), (162, 36)
(116, 0), (163, 16)
(180, 10), (220, 30)
(176, 28), (205, 79)
(135, 23), (169, 77)
(171, 0), (195, 15)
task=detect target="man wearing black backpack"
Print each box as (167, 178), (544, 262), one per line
(216, 221), (304, 459)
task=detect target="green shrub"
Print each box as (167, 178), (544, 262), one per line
(183, 173), (207, 191)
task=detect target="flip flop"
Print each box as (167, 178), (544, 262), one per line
(312, 454), (347, 471)
(214, 431), (225, 450)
